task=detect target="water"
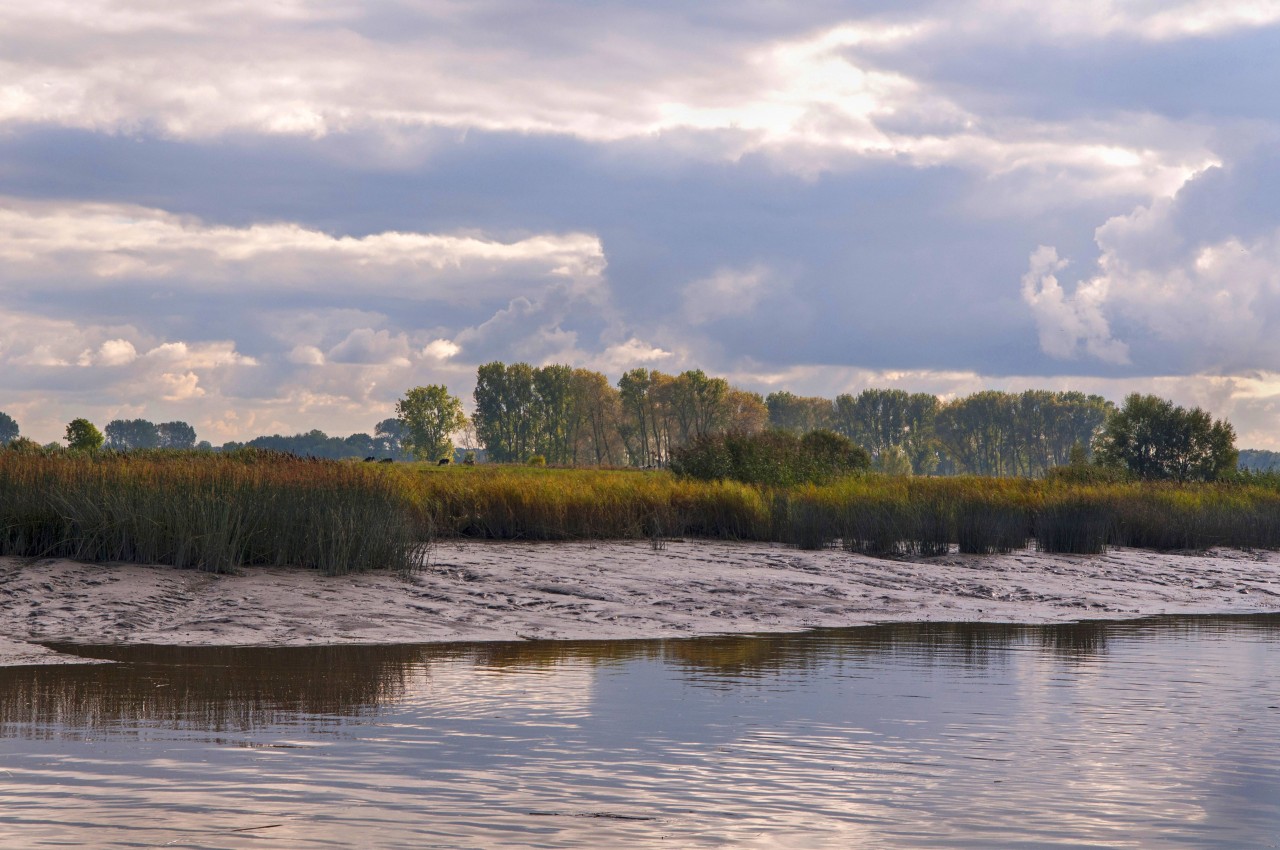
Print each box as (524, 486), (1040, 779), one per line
(3, 617), (1280, 848)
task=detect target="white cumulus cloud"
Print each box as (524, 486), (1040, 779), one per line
(0, 199), (606, 303)
(1021, 245), (1129, 363)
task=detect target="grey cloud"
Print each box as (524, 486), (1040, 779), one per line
(1026, 151), (1280, 375)
(326, 328), (412, 366)
(6, 2), (1280, 444)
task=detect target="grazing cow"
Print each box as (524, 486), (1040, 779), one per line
(363, 456), (376, 462)
(438, 457), (451, 466)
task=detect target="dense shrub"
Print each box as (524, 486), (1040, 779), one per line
(669, 429), (870, 487)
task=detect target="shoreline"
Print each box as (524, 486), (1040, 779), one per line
(4, 539), (1280, 666)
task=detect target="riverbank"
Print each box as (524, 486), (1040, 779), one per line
(5, 540), (1280, 665)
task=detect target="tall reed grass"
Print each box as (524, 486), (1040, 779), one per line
(0, 451), (423, 574)
(404, 465), (771, 541)
(6, 452), (1280, 574)
(407, 466), (1280, 556)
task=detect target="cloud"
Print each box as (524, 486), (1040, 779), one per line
(422, 339), (460, 360)
(78, 338), (138, 367)
(0, 2), (1227, 198)
(1021, 245), (1129, 363)
(159, 371), (203, 401)
(287, 345), (326, 366)
(5, 0), (1280, 448)
(682, 264), (774, 325)
(963, 0), (1280, 42)
(144, 340), (255, 369)
(326, 328), (412, 367)
(590, 338), (675, 374)
(0, 198), (606, 303)
(1024, 157), (1280, 373)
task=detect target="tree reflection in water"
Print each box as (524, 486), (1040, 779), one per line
(4, 614), (1278, 739)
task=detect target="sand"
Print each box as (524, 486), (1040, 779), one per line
(4, 539), (1280, 665)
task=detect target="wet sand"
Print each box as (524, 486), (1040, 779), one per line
(4, 540), (1280, 665)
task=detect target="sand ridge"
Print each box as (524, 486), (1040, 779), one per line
(4, 539), (1280, 665)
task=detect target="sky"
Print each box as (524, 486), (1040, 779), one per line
(4, 1), (1280, 446)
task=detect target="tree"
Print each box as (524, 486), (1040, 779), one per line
(104, 418), (160, 451)
(0, 411), (17, 445)
(766, 392), (833, 433)
(374, 417), (408, 458)
(473, 362), (537, 462)
(618, 368), (658, 466)
(670, 428), (870, 487)
(834, 389), (940, 474)
(533, 364), (575, 464)
(1094, 393), (1237, 482)
(668, 369), (730, 442)
(567, 368), (624, 466)
(157, 421), (197, 449)
(397, 385), (467, 461)
(65, 418), (104, 452)
(724, 389), (769, 434)
(244, 430), (376, 459)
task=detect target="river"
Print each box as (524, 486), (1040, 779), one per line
(2, 617), (1279, 848)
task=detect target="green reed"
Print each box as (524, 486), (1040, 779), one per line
(0, 450), (423, 574)
(7, 452), (1280, 573)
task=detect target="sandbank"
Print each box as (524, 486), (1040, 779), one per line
(4, 540), (1280, 665)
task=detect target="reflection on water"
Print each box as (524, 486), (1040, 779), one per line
(3, 616), (1280, 848)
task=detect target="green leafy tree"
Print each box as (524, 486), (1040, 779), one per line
(533, 364), (575, 464)
(104, 419), (160, 451)
(618, 368), (658, 466)
(668, 369), (730, 442)
(1094, 393), (1237, 482)
(397, 385), (467, 461)
(157, 421), (197, 449)
(65, 418), (104, 452)
(242, 430), (377, 459)
(834, 389), (940, 474)
(568, 368), (624, 466)
(0, 411), (18, 445)
(473, 362), (537, 462)
(766, 392), (834, 433)
(670, 429), (870, 486)
(374, 417), (409, 459)
(875, 445), (914, 476)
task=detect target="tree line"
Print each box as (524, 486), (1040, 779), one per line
(0, 363), (1242, 481)
(1, 415), (204, 453)
(464, 363), (1116, 477)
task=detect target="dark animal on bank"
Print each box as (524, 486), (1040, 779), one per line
(363, 456), (376, 462)
(438, 458), (451, 466)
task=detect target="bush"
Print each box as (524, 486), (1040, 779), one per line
(670, 429), (870, 487)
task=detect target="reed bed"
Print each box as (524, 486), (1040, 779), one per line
(404, 465), (771, 541)
(6, 452), (1280, 575)
(408, 466), (1280, 555)
(0, 451), (423, 574)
